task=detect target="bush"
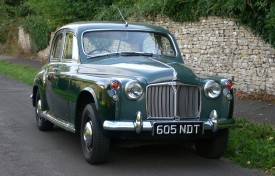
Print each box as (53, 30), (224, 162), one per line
(25, 0), (114, 27)
(21, 16), (51, 52)
(0, 20), (10, 44)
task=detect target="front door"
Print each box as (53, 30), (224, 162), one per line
(47, 31), (79, 122)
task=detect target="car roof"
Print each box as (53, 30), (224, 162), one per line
(60, 22), (171, 34)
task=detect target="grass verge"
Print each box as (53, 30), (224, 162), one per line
(0, 60), (38, 85)
(225, 118), (275, 175)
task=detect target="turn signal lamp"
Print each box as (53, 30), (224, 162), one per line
(111, 80), (120, 90)
(225, 80), (233, 90)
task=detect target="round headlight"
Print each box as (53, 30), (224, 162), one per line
(125, 81), (143, 100)
(204, 80), (221, 98)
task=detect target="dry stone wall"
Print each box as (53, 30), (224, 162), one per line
(144, 16), (275, 95)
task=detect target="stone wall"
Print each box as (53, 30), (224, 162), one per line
(144, 16), (275, 95)
(18, 16), (275, 95)
(18, 27), (31, 53)
(18, 26), (53, 61)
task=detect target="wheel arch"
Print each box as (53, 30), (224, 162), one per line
(75, 87), (98, 133)
(32, 85), (39, 107)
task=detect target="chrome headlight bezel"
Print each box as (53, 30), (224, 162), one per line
(204, 80), (221, 99)
(125, 80), (143, 100)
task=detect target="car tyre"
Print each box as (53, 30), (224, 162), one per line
(35, 91), (54, 131)
(195, 129), (229, 159)
(81, 103), (110, 164)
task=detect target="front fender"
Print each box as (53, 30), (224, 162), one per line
(82, 87), (99, 110)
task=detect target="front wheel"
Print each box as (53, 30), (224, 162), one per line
(195, 129), (229, 159)
(80, 103), (110, 164)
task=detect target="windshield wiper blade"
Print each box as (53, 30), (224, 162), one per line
(87, 52), (158, 59)
(119, 52), (154, 57)
(87, 53), (120, 59)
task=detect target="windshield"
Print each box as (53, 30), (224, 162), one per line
(82, 31), (176, 57)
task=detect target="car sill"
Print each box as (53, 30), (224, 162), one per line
(40, 111), (76, 133)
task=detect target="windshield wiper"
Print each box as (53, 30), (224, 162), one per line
(87, 52), (158, 59)
(119, 52), (154, 57)
(87, 53), (120, 59)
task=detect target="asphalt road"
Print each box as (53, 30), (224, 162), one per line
(0, 74), (265, 176)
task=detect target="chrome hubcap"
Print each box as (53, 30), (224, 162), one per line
(83, 121), (93, 150)
(36, 100), (42, 114)
(36, 100), (43, 122)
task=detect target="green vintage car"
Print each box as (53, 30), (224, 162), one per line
(32, 22), (235, 164)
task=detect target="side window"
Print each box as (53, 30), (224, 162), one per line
(161, 37), (175, 57)
(52, 33), (63, 60)
(64, 32), (78, 60)
(142, 34), (176, 57)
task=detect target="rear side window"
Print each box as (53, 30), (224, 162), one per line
(52, 33), (63, 61)
(64, 33), (73, 60)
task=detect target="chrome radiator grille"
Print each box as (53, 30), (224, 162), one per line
(146, 83), (200, 119)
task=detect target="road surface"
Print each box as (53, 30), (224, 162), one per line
(0, 74), (265, 176)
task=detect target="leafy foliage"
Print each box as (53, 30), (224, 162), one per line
(25, 0), (114, 27)
(21, 16), (51, 52)
(0, 0), (274, 52)
(95, 0), (275, 47)
(0, 0), (25, 43)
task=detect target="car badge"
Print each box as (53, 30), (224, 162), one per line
(171, 85), (179, 92)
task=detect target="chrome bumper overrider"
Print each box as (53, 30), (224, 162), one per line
(103, 110), (235, 134)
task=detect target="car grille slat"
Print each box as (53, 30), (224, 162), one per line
(147, 83), (200, 119)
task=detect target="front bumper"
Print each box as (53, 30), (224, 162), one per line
(103, 110), (236, 134)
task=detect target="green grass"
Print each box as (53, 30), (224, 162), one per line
(225, 118), (275, 175)
(0, 60), (38, 85)
(0, 60), (274, 174)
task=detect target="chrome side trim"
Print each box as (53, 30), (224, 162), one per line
(40, 111), (76, 133)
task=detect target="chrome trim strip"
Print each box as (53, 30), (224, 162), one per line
(147, 81), (199, 87)
(40, 111), (76, 133)
(173, 84), (178, 118)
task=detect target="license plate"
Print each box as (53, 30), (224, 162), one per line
(153, 122), (203, 136)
